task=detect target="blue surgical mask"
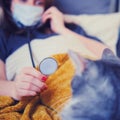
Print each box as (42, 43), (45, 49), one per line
(12, 3), (44, 28)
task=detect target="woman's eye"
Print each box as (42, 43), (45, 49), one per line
(35, 1), (44, 6)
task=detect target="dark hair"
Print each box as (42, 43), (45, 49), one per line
(45, 0), (54, 9)
(0, 1), (12, 31)
(0, 0), (54, 33)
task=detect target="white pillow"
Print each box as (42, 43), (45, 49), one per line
(65, 13), (120, 54)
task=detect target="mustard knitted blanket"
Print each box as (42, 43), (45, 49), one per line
(0, 54), (75, 120)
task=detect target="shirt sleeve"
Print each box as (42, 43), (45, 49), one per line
(0, 29), (7, 62)
(66, 23), (102, 43)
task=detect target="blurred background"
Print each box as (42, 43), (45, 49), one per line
(54, 0), (120, 15)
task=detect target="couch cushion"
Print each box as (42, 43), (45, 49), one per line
(54, 0), (116, 14)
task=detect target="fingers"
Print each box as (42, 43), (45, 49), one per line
(19, 75), (47, 92)
(42, 6), (61, 23)
(43, 6), (58, 16)
(18, 81), (47, 93)
(42, 8), (53, 24)
(17, 89), (37, 97)
(20, 67), (46, 81)
(42, 6), (66, 34)
(42, 14), (52, 24)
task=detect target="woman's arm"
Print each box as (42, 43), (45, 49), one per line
(0, 60), (15, 97)
(56, 27), (107, 59)
(42, 7), (108, 59)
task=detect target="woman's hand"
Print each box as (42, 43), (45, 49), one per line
(12, 67), (47, 100)
(42, 6), (66, 34)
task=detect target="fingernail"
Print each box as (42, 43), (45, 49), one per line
(42, 76), (48, 82)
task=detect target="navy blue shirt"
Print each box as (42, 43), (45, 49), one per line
(0, 24), (101, 63)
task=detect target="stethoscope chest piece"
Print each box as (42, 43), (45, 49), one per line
(39, 57), (58, 75)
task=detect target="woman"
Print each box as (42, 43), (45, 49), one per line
(0, 0), (107, 100)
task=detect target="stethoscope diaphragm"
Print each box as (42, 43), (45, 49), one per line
(39, 57), (58, 75)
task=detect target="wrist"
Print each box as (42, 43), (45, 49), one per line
(56, 27), (70, 35)
(10, 81), (19, 100)
(0, 80), (19, 100)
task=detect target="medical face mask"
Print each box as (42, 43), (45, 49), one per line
(12, 3), (44, 28)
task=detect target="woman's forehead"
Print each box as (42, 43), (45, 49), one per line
(11, 0), (46, 7)
(12, 0), (45, 3)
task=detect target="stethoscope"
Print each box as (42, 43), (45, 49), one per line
(27, 29), (58, 75)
